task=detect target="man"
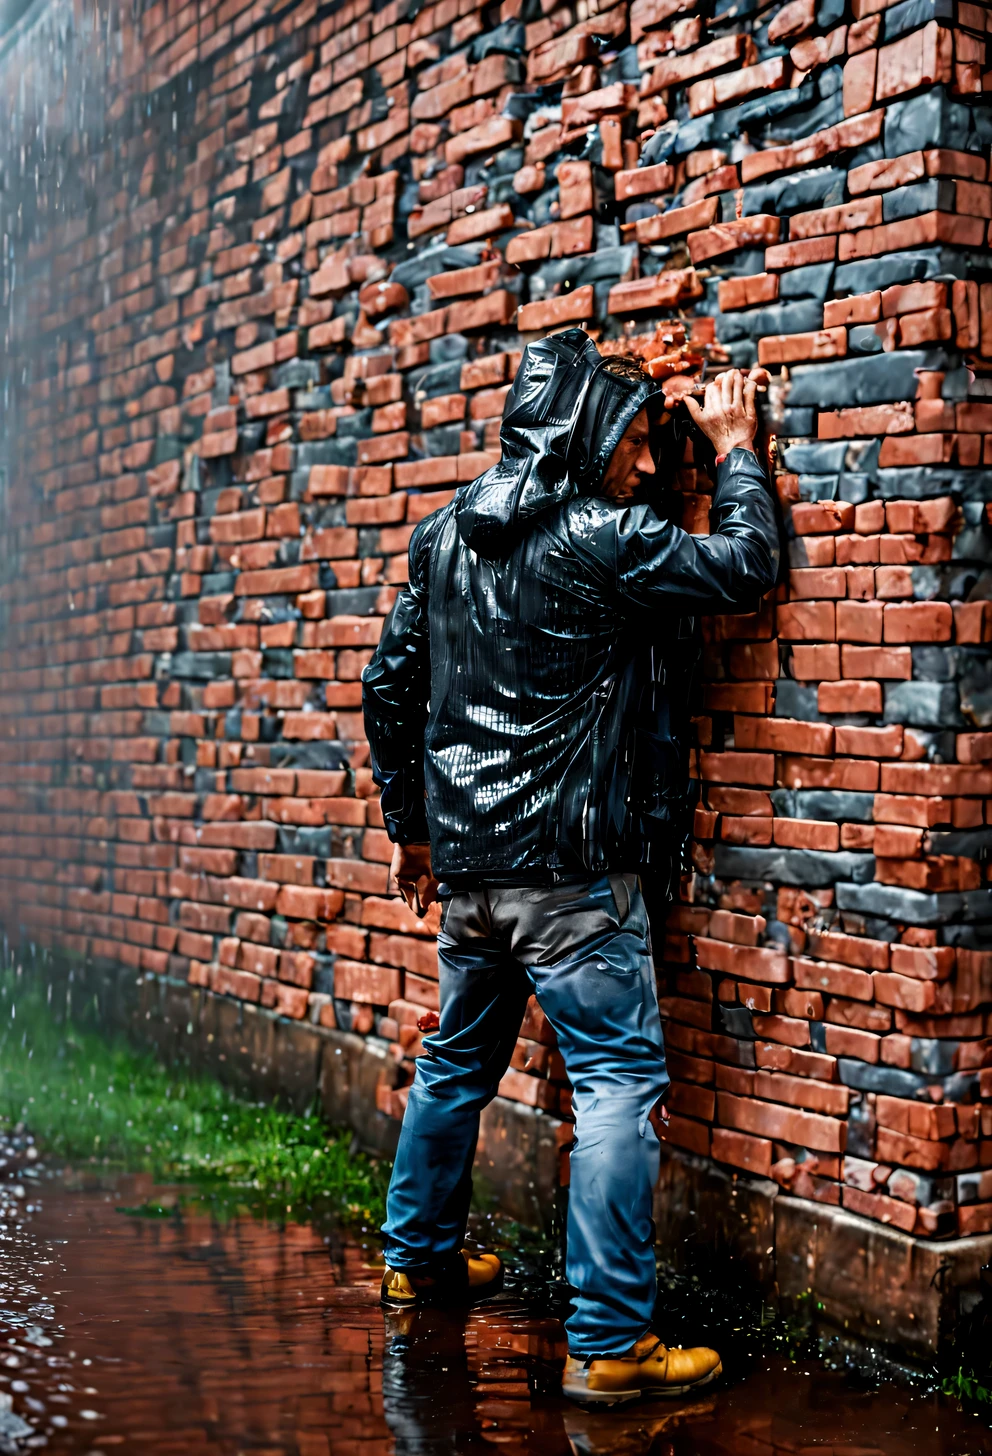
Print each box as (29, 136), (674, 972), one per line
(362, 329), (779, 1407)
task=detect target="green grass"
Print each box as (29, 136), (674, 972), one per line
(0, 968), (391, 1227)
(943, 1366), (992, 1412)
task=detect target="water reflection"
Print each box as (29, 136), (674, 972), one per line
(1, 1142), (990, 1455)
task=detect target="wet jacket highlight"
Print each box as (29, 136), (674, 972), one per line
(362, 329), (780, 882)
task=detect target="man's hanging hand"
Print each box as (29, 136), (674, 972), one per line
(390, 841), (439, 918)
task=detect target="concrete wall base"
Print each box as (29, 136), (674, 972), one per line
(654, 1144), (992, 1358)
(42, 956), (992, 1356)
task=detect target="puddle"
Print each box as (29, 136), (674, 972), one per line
(1, 1138), (990, 1455)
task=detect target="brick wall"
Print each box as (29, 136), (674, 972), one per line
(0, 0), (990, 1242)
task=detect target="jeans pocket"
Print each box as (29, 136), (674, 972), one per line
(606, 872), (638, 926)
(588, 933), (646, 978)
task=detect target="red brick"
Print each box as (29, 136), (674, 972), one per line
(872, 972), (936, 1013)
(517, 286), (594, 332)
(334, 958), (402, 1004)
(693, 938), (791, 984)
(642, 33), (749, 92)
(779, 757), (880, 791)
(791, 501), (855, 535)
(699, 751), (775, 786)
(882, 601), (953, 643)
(711, 1126), (772, 1176)
(777, 601), (836, 641)
(795, 955), (874, 1000)
(840, 645), (913, 679)
(718, 1091), (845, 1153)
(765, 236), (838, 269)
(773, 818), (840, 851)
(835, 724), (903, 757)
(818, 679), (881, 713)
(688, 214), (780, 264)
(755, 1043), (837, 1080)
(634, 197), (718, 244)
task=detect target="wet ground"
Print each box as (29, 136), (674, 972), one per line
(1, 1143), (991, 1455)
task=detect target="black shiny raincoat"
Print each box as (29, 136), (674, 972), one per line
(362, 329), (779, 886)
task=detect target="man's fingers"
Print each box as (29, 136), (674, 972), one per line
(418, 877), (440, 916)
(732, 369), (743, 413)
(684, 395), (702, 424)
(743, 375), (758, 418)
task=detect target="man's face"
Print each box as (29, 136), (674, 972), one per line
(600, 408), (660, 505)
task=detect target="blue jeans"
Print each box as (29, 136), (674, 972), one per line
(382, 874), (670, 1358)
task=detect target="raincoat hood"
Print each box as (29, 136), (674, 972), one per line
(455, 328), (666, 556)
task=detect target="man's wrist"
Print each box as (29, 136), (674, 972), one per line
(714, 440), (756, 464)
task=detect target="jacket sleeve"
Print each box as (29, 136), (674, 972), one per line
(570, 446), (780, 614)
(361, 515), (435, 845)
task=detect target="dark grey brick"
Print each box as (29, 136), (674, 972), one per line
(295, 387), (333, 410)
(782, 440), (848, 473)
(273, 359), (320, 389)
(718, 299), (823, 343)
(912, 646), (958, 682)
(411, 359), (464, 399)
(795, 790), (875, 822)
(838, 1059), (929, 1097)
(798, 473), (839, 500)
(714, 846), (875, 886)
(335, 409), (373, 438)
(816, 0), (845, 25)
(837, 882), (992, 924)
(325, 587), (381, 616)
(774, 681), (821, 720)
(424, 425), (464, 456)
(927, 828), (992, 858)
(718, 1005), (755, 1039)
(833, 250), (944, 294)
(882, 179), (953, 223)
(910, 1037), (958, 1076)
(392, 244), (484, 291)
(538, 246), (637, 289)
(171, 651), (232, 679)
(300, 440), (358, 467)
(848, 324), (885, 355)
(261, 648), (294, 678)
(839, 473), (871, 505)
(200, 571), (238, 593)
(952, 525), (992, 562)
(781, 408), (814, 435)
(788, 351), (948, 408)
(876, 466), (983, 499)
(270, 742), (351, 769)
(885, 92), (973, 153)
(779, 262), (835, 300)
(883, 0), (952, 39)
(883, 681), (962, 727)
(742, 167), (845, 217)
(430, 333), (469, 363)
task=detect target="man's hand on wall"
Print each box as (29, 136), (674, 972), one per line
(391, 842), (439, 918)
(684, 367), (763, 457)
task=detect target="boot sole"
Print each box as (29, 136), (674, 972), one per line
(380, 1265), (505, 1310)
(561, 1360), (723, 1407)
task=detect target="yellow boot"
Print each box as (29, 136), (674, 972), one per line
(561, 1333), (722, 1407)
(380, 1250), (503, 1308)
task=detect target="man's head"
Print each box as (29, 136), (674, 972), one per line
(600, 408), (658, 505)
